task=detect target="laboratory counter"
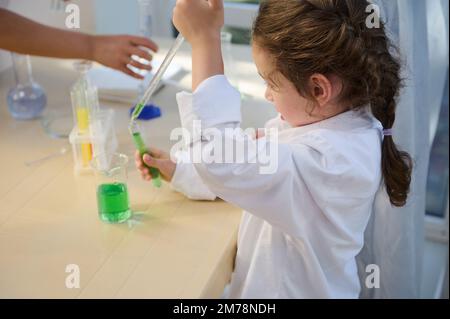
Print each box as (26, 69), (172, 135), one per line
(0, 38), (276, 298)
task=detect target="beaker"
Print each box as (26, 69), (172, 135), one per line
(91, 153), (132, 224)
(7, 53), (47, 120)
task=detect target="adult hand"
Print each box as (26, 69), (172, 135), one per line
(92, 35), (159, 79)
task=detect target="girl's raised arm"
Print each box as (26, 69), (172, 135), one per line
(173, 0), (225, 91)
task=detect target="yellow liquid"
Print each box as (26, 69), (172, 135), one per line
(80, 143), (93, 166)
(77, 107), (92, 166)
(76, 107), (89, 131)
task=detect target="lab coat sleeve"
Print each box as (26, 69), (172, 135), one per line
(175, 75), (323, 236)
(170, 150), (217, 201)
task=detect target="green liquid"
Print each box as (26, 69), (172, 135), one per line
(131, 102), (145, 121)
(132, 132), (162, 188)
(97, 183), (131, 223)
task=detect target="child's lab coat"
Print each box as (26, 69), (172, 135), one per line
(171, 75), (383, 298)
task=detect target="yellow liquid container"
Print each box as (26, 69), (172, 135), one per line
(76, 107), (92, 166)
(69, 109), (118, 175)
(69, 61), (100, 173)
(76, 107), (90, 131)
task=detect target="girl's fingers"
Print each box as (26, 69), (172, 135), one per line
(137, 149), (169, 182)
(148, 147), (165, 159)
(143, 170), (152, 181)
(136, 161), (145, 170)
(143, 154), (166, 175)
(141, 169), (152, 180)
(143, 153), (165, 167)
(143, 154), (155, 166)
(135, 156), (146, 170)
(138, 154), (158, 181)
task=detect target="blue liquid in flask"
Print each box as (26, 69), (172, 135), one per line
(7, 54), (46, 120)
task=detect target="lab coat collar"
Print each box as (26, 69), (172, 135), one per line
(276, 106), (383, 137)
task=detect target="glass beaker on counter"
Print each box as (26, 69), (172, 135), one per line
(7, 53), (47, 120)
(91, 153), (132, 224)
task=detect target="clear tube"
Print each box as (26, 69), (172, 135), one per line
(130, 34), (185, 121)
(129, 122), (162, 188)
(129, 34), (185, 188)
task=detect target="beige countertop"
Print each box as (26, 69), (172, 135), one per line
(0, 38), (276, 298)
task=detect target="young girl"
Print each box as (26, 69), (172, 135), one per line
(135, 0), (412, 298)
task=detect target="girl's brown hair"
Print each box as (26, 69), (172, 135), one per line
(253, 0), (412, 207)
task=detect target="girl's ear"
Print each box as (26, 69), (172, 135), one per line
(309, 73), (333, 107)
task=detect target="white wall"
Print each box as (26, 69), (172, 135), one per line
(94, 0), (173, 37)
(92, 0), (261, 37)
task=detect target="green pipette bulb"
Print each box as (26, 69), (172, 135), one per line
(130, 124), (162, 188)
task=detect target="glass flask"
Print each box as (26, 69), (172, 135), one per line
(7, 53), (47, 120)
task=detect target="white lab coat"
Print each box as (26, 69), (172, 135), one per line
(171, 75), (384, 298)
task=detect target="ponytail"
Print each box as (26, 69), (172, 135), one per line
(363, 12), (413, 207)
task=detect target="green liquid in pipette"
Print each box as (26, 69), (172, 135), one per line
(97, 183), (132, 223)
(132, 131), (162, 188)
(131, 102), (145, 121)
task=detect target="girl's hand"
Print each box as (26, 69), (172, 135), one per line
(92, 35), (159, 79)
(134, 148), (176, 183)
(173, 0), (224, 46)
(173, 0), (225, 91)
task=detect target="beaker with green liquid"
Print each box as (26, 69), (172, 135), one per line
(91, 153), (132, 224)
